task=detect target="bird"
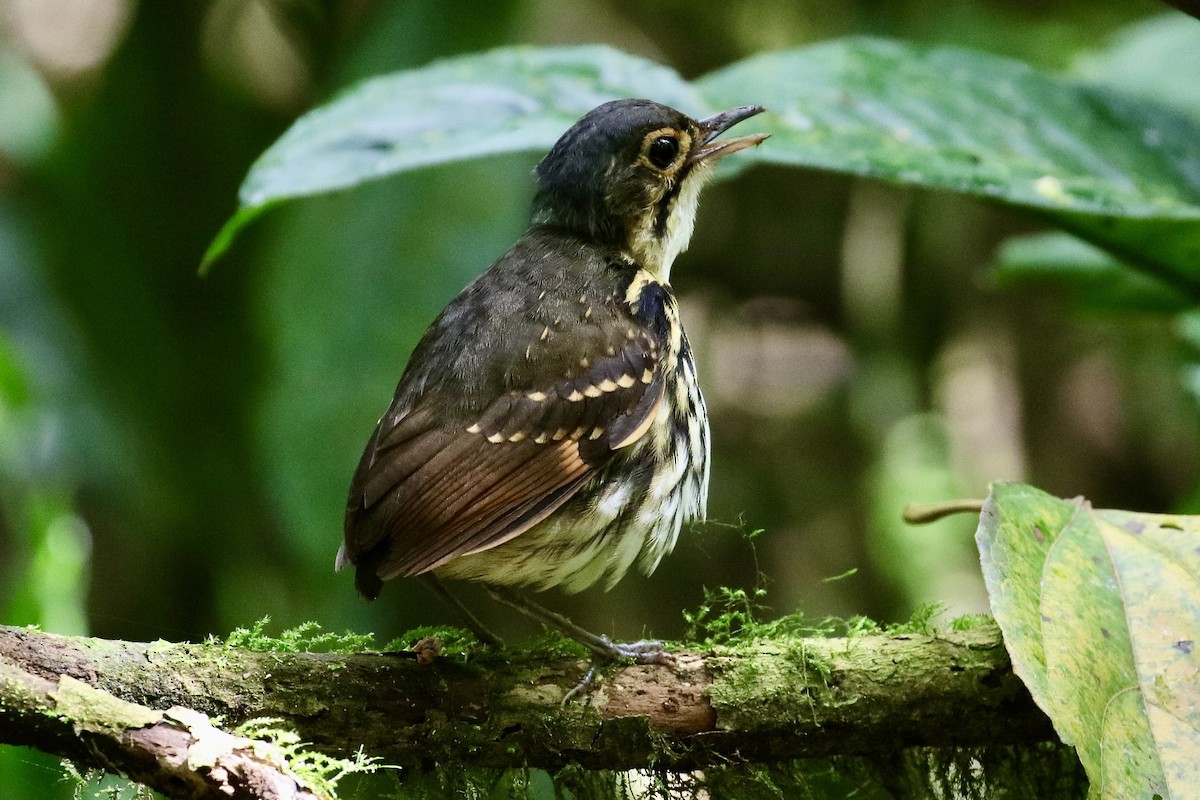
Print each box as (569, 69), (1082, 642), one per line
(338, 98), (767, 662)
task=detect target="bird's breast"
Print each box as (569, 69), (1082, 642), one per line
(428, 264), (709, 593)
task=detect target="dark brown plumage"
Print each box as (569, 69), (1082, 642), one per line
(338, 99), (766, 654)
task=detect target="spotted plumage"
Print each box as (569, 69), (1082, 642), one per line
(339, 99), (765, 631)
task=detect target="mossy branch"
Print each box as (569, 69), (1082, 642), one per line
(0, 654), (328, 799)
(0, 621), (1059, 791)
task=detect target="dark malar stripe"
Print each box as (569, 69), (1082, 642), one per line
(653, 164), (694, 236)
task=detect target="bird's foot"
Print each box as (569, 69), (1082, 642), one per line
(593, 636), (675, 666)
(562, 638), (675, 704)
(562, 663), (601, 704)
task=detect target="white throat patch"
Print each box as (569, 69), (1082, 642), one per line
(626, 160), (716, 281)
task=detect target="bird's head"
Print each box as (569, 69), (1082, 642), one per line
(532, 99), (767, 281)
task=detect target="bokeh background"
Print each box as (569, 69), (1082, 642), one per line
(2, 0), (1198, 793)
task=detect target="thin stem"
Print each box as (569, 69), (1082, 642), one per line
(903, 499), (986, 525)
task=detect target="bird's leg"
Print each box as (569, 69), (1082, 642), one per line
(484, 584), (673, 666)
(561, 662), (601, 705)
(420, 575), (504, 648)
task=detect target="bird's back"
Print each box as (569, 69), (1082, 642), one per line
(342, 225), (710, 594)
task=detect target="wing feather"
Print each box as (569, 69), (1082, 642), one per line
(343, 324), (667, 586)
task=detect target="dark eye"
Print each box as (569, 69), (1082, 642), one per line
(647, 136), (680, 169)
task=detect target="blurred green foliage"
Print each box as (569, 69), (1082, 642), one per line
(1, 0), (1197, 797)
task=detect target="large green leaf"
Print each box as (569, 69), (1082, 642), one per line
(238, 46), (702, 206)
(203, 45), (702, 267)
(992, 232), (1193, 313)
(206, 39), (1200, 298)
(990, 14), (1200, 314)
(1073, 13), (1200, 121)
(697, 39), (1200, 295)
(976, 482), (1200, 797)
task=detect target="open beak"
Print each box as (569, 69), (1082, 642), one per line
(691, 105), (769, 164)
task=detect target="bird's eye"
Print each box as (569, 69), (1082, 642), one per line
(647, 136), (680, 169)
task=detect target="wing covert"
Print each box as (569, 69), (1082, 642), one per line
(343, 327), (665, 584)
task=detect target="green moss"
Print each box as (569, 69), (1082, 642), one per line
(0, 669), (46, 716)
(882, 602), (945, 636)
(679, 584), (959, 652)
(823, 603), (950, 638)
(62, 762), (156, 800)
(681, 586), (844, 649)
(950, 613), (998, 632)
(507, 628), (590, 660)
(381, 624), (589, 669)
(705, 639), (833, 733)
(175, 593), (1042, 799)
(217, 617), (377, 654)
(49, 676), (162, 739)
(233, 717), (384, 796)
(384, 625), (485, 657)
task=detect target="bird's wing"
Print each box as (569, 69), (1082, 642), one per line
(343, 328), (665, 588)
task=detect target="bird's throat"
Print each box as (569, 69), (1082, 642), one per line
(624, 161), (714, 282)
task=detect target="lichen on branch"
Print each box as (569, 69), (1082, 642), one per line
(1, 620), (1056, 781)
(0, 654), (339, 800)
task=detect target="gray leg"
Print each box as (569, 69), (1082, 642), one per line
(420, 575), (504, 648)
(484, 584), (673, 665)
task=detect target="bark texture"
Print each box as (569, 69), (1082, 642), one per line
(0, 623), (1055, 779)
(0, 655), (326, 799)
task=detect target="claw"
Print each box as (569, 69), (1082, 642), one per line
(483, 584), (675, 673)
(563, 663), (600, 704)
(562, 639), (677, 704)
(600, 637), (675, 665)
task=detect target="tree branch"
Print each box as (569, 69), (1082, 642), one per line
(0, 654), (327, 799)
(0, 622), (1056, 781)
